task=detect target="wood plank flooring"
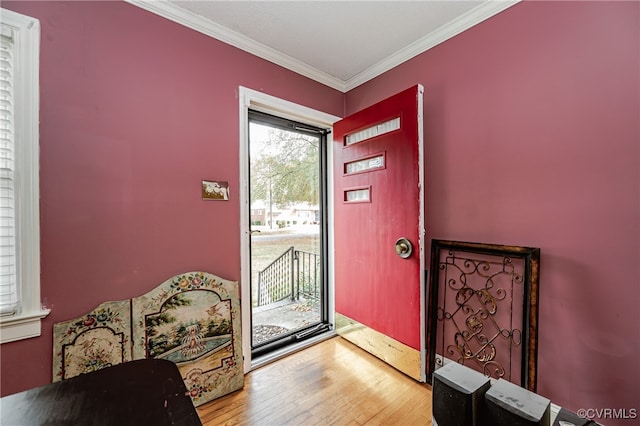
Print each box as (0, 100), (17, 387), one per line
(197, 336), (433, 425)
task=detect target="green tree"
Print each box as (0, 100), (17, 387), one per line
(146, 312), (175, 337)
(250, 127), (319, 208)
(164, 293), (192, 310)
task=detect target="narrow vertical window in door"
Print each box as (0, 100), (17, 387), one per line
(248, 111), (329, 357)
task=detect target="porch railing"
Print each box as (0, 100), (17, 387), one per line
(256, 247), (320, 307)
(296, 249), (320, 301)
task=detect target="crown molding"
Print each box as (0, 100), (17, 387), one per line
(125, 0), (347, 92)
(126, 0), (519, 94)
(343, 0), (520, 91)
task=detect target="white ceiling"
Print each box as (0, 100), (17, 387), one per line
(127, 1), (519, 92)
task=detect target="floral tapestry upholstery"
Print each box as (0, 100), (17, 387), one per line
(53, 300), (132, 381)
(52, 271), (243, 407)
(132, 272), (243, 407)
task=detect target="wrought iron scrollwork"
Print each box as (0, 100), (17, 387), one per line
(427, 240), (540, 391)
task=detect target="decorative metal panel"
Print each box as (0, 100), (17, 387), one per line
(428, 240), (540, 391)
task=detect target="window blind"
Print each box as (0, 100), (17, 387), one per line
(0, 27), (18, 317)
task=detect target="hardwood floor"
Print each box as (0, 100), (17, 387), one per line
(197, 336), (433, 425)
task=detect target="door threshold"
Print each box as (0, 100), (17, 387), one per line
(251, 330), (337, 371)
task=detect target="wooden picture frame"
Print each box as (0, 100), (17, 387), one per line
(428, 239), (540, 391)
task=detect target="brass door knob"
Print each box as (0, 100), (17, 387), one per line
(395, 238), (413, 259)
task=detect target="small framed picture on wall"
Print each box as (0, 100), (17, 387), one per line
(202, 180), (229, 201)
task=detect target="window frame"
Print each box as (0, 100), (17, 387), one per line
(0, 8), (49, 344)
(247, 110), (330, 357)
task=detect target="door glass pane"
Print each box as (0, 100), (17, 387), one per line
(345, 154), (385, 174)
(344, 188), (370, 202)
(249, 120), (324, 351)
(344, 117), (400, 146)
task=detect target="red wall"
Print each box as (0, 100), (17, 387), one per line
(346, 1), (639, 424)
(0, 0), (343, 396)
(2, 1), (638, 423)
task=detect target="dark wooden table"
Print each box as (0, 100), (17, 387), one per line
(0, 358), (202, 425)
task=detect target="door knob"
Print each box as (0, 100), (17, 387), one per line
(394, 238), (413, 259)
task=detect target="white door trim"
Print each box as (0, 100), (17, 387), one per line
(417, 84), (426, 381)
(238, 87), (341, 372)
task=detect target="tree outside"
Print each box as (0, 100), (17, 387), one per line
(250, 123), (320, 229)
(248, 121), (324, 344)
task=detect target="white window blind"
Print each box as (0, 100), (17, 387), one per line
(0, 8), (48, 343)
(0, 27), (17, 317)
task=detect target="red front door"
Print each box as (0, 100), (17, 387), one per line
(333, 85), (425, 380)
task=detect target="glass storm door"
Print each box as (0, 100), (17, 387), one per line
(248, 111), (329, 357)
(333, 85), (426, 380)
